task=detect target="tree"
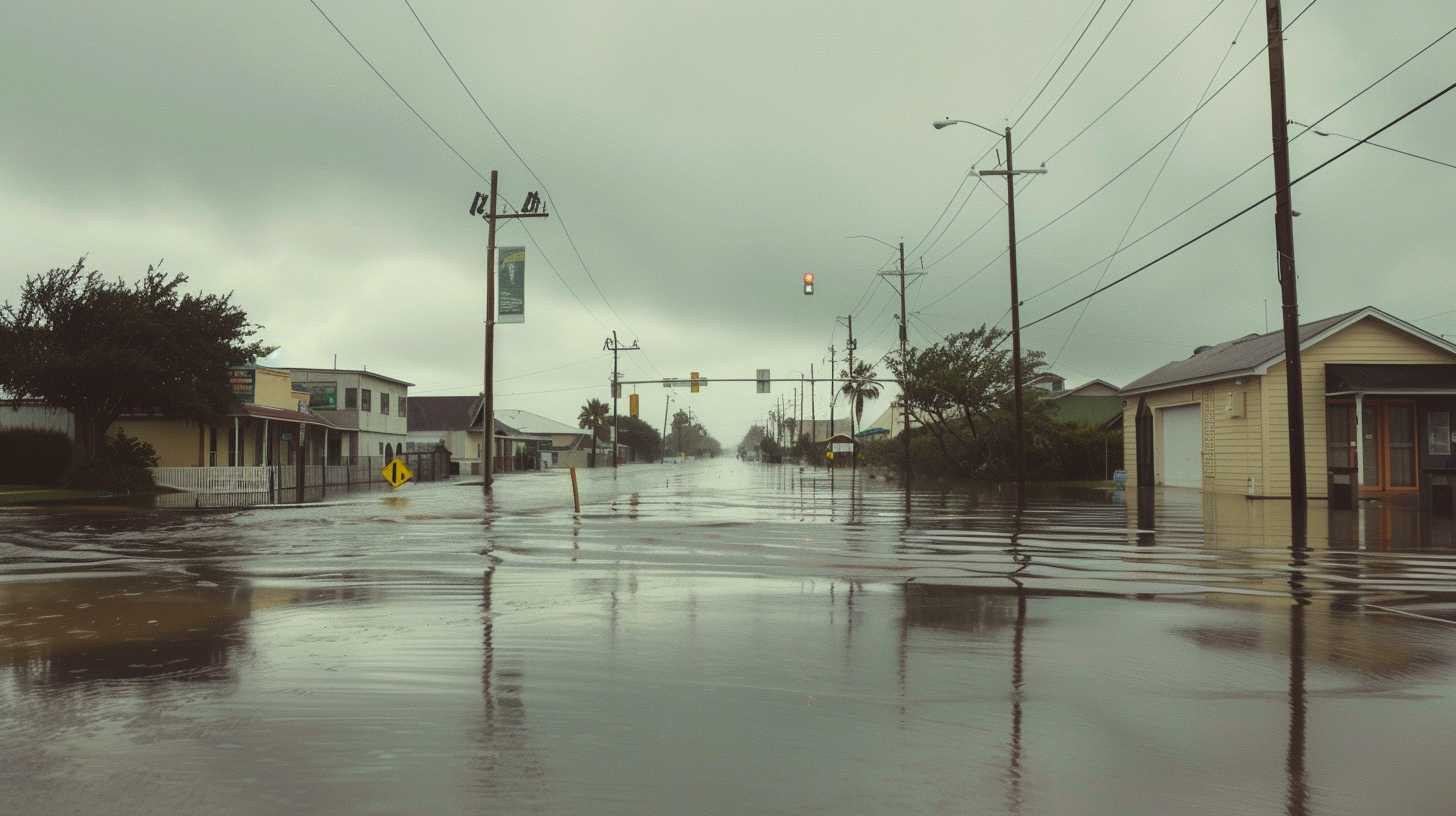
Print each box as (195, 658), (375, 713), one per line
(577, 398), (609, 467)
(0, 259), (272, 463)
(606, 414), (662, 463)
(888, 324), (1047, 476)
(839, 360), (881, 434)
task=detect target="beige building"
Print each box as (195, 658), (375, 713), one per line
(113, 366), (348, 467)
(1120, 307), (1456, 502)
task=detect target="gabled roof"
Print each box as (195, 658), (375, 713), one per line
(494, 409), (589, 437)
(407, 396), (480, 432)
(1121, 307), (1456, 395)
(1048, 378), (1120, 399)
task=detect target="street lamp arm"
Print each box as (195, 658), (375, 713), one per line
(932, 117), (1003, 138)
(845, 234), (899, 251)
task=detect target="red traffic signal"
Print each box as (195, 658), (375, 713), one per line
(802, 272), (815, 295)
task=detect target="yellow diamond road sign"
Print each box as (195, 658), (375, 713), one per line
(381, 457), (414, 489)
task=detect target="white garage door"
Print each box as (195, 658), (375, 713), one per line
(1161, 404), (1202, 488)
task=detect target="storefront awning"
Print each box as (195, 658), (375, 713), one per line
(1326, 364), (1456, 394)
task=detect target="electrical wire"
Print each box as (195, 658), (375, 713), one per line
(401, 0), (662, 376)
(1288, 121), (1456, 171)
(1014, 0), (1110, 128)
(1021, 78), (1456, 333)
(1017, 0), (1139, 149)
(1048, 0), (1260, 367)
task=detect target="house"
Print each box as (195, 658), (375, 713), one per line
(285, 368), (412, 462)
(407, 397), (555, 474)
(1046, 379), (1122, 428)
(1027, 372), (1066, 393)
(494, 409), (594, 467)
(113, 366), (346, 467)
(1120, 306), (1456, 503)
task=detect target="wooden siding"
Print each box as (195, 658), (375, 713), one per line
(1260, 316), (1456, 497)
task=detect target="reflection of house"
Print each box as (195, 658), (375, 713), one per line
(285, 368), (412, 462)
(1121, 307), (1456, 502)
(114, 365), (349, 467)
(1047, 379), (1122, 428)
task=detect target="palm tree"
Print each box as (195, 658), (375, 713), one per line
(839, 360), (881, 435)
(577, 398), (609, 467)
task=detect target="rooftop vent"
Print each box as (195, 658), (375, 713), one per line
(1192, 344), (1214, 356)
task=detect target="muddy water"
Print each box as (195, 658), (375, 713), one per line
(3, 460), (1456, 815)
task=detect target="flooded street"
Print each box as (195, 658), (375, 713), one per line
(4, 460), (1456, 815)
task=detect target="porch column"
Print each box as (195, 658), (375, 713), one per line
(263, 419), (270, 466)
(233, 416), (240, 467)
(324, 428), (329, 466)
(1354, 393), (1365, 490)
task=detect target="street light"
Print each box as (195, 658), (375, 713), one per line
(934, 115), (1047, 507)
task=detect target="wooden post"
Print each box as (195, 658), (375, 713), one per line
(569, 466), (581, 514)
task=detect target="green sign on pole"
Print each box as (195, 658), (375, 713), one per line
(498, 246), (525, 324)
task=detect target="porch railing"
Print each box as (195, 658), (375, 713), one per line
(150, 450), (450, 496)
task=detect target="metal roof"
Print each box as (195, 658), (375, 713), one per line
(492, 409), (589, 437)
(1118, 307), (1456, 395)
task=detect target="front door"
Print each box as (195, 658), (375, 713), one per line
(1360, 399), (1420, 493)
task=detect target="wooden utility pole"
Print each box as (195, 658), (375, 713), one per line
(879, 240), (924, 487)
(603, 331), (641, 470)
(469, 171), (547, 490)
(826, 345), (836, 469)
(980, 129), (1046, 506)
(809, 363), (816, 454)
(1265, 0), (1307, 527)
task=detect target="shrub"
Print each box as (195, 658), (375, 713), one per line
(68, 431), (158, 493)
(0, 428), (73, 485)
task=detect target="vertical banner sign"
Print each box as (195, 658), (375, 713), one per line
(497, 246), (526, 324)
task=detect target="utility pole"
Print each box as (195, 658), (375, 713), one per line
(469, 171), (547, 490)
(798, 377), (804, 461)
(826, 345), (836, 469)
(878, 240), (924, 487)
(661, 393), (672, 463)
(979, 130), (1046, 507)
(1265, 0), (1307, 528)
(603, 331), (641, 470)
(809, 363), (816, 453)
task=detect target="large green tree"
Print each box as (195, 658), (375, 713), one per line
(0, 259), (271, 462)
(577, 398), (609, 467)
(606, 414), (662, 463)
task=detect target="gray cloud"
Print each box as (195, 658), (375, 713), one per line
(4, 0), (1454, 440)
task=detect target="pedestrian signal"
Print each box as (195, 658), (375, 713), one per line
(803, 272), (815, 295)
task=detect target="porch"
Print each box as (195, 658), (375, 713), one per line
(1325, 364), (1456, 512)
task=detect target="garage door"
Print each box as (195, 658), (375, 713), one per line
(1161, 404), (1202, 488)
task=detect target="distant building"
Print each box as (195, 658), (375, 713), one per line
(1027, 372), (1066, 393)
(1046, 379), (1122, 428)
(407, 397), (557, 474)
(285, 368), (412, 462)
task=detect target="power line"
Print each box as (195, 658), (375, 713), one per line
(1022, 19), (1456, 307)
(1021, 78), (1456, 333)
(305, 0), (611, 333)
(1014, 0), (1110, 128)
(1043, 0), (1230, 163)
(1049, 0), (1261, 367)
(400, 0), (659, 375)
(1017, 0), (1139, 149)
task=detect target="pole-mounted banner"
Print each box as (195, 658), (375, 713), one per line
(497, 246), (526, 324)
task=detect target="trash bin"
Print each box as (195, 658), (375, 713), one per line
(1328, 467), (1355, 511)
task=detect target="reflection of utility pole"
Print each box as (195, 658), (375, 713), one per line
(469, 171), (548, 491)
(826, 345), (837, 469)
(660, 393), (673, 463)
(603, 331), (641, 470)
(809, 363), (816, 450)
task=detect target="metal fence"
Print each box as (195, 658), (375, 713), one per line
(150, 449), (450, 500)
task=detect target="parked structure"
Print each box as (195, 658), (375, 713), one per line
(1120, 307), (1456, 507)
(286, 368), (412, 462)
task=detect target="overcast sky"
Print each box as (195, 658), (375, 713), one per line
(4, 0), (1454, 444)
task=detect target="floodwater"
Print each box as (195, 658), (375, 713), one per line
(3, 461), (1456, 815)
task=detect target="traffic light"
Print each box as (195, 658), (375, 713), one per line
(690, 371), (701, 394)
(802, 272), (815, 295)
(629, 393), (640, 418)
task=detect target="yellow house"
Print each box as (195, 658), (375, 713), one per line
(112, 366), (347, 468)
(1120, 307), (1456, 502)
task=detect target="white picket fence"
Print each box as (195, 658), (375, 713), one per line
(151, 466), (272, 494)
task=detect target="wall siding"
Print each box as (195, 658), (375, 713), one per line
(1260, 317), (1456, 497)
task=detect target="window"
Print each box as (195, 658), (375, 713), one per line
(379, 442), (384, 455)
(398, 396), (406, 416)
(380, 392), (390, 415)
(345, 388), (357, 409)
(361, 389), (372, 412)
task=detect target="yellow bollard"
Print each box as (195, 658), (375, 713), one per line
(569, 466), (581, 514)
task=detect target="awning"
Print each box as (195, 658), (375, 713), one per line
(233, 404), (344, 429)
(1325, 364), (1456, 394)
